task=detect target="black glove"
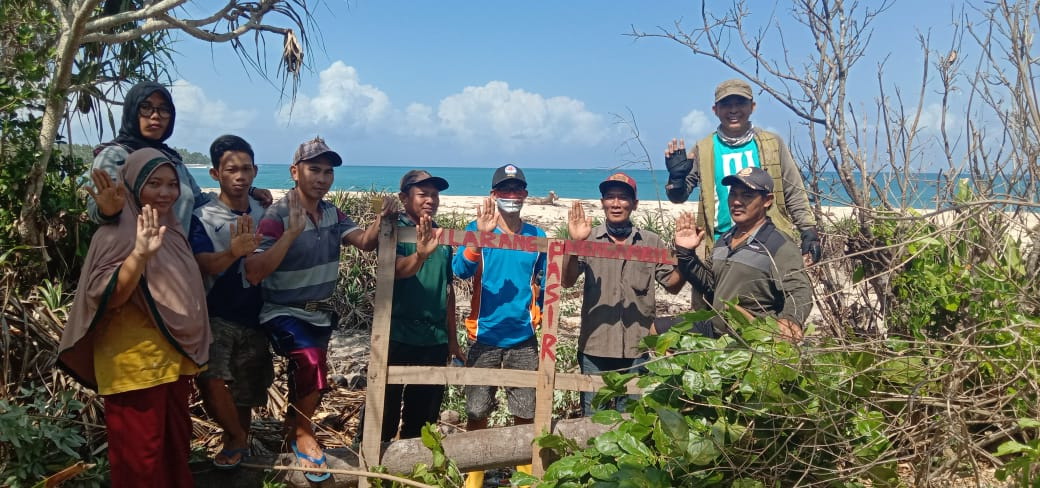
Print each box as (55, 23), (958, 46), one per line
(800, 227), (822, 264)
(665, 148), (693, 189)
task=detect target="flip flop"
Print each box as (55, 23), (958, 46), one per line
(212, 447), (249, 470)
(291, 440), (331, 482)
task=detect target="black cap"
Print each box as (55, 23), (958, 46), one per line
(491, 164), (527, 189)
(721, 166), (773, 192)
(293, 136), (343, 167)
(400, 169), (449, 192)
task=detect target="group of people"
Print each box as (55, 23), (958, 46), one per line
(55, 78), (817, 486)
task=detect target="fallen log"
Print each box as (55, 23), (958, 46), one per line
(191, 417), (610, 487)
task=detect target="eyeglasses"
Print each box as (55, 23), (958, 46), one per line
(138, 103), (173, 119)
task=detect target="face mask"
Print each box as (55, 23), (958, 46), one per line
(496, 198), (523, 214)
(606, 221), (633, 239)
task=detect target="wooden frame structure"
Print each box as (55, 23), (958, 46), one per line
(359, 220), (677, 483)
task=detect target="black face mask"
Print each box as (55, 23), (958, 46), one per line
(605, 221), (633, 240)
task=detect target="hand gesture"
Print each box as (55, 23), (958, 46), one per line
(567, 200), (592, 241)
(674, 212), (705, 250)
(665, 138), (687, 160)
(286, 189), (307, 237)
(415, 214), (441, 259)
(376, 195), (398, 219)
(133, 204), (166, 259)
(475, 197), (498, 233)
(665, 138), (693, 187)
(252, 188), (274, 208)
(229, 215), (260, 258)
(86, 168), (126, 217)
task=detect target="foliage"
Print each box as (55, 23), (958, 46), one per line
(0, 3), (93, 288)
(995, 419), (1040, 487)
(58, 143), (213, 167)
(375, 424), (464, 488)
(0, 386), (106, 487)
(534, 308), (905, 487)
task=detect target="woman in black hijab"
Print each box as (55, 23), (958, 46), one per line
(86, 81), (271, 233)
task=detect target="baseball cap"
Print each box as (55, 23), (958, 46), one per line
(292, 136), (342, 167)
(400, 169), (449, 192)
(714, 79), (754, 103)
(491, 164), (527, 189)
(721, 166), (773, 192)
(599, 172), (637, 199)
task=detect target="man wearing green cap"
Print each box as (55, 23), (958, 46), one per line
(664, 79), (820, 273)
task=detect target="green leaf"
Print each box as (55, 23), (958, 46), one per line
(655, 406), (688, 441)
(591, 409), (623, 425)
(1018, 418), (1040, 429)
(617, 432), (654, 459)
(852, 265), (866, 283)
(994, 440), (1030, 456)
(588, 462), (618, 480)
(685, 436), (720, 465)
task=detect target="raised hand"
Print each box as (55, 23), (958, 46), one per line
(415, 214), (441, 259)
(252, 188), (274, 208)
(85, 168), (126, 217)
(377, 195), (399, 218)
(286, 189), (307, 237)
(567, 200), (592, 241)
(674, 211), (705, 250)
(229, 215), (260, 258)
(475, 197), (498, 233)
(665, 138), (693, 188)
(134, 204), (166, 259)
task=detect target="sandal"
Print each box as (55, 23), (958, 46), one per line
(213, 447), (249, 470)
(290, 440), (331, 482)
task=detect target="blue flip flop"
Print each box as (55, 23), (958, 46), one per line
(291, 440), (331, 482)
(213, 447), (248, 469)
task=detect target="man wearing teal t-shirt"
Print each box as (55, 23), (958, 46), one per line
(381, 169), (464, 442)
(663, 79), (820, 264)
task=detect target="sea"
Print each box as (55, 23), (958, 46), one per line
(185, 164), (988, 208)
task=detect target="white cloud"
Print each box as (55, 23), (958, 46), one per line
(169, 79), (257, 146)
(915, 102), (959, 133)
(276, 61), (390, 128)
(274, 64), (608, 151)
(436, 81), (606, 147)
(680, 109), (711, 139)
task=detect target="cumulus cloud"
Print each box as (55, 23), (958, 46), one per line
(915, 102), (960, 133)
(170, 79), (257, 145)
(435, 81), (605, 148)
(276, 61), (390, 129)
(680, 109), (711, 140)
(275, 63), (607, 150)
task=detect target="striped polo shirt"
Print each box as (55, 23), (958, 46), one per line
(255, 195), (359, 327)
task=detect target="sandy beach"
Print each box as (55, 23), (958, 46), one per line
(253, 188), (861, 233)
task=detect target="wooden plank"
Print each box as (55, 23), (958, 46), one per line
(396, 227), (677, 265)
(385, 367), (642, 395)
(359, 217), (398, 480)
(532, 238), (567, 475)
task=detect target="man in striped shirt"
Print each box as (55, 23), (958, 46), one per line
(244, 136), (395, 482)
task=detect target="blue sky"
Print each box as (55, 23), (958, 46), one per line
(75, 1), (961, 169)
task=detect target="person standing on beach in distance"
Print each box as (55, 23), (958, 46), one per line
(189, 135), (271, 469)
(663, 79), (820, 271)
(453, 164), (546, 488)
(85, 81), (273, 235)
(244, 136), (396, 483)
(674, 167), (812, 342)
(59, 148), (210, 487)
(562, 173), (685, 416)
(377, 169), (466, 442)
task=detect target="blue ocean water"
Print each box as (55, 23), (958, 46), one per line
(187, 164), (954, 207)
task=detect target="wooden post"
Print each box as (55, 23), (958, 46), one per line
(531, 238), (566, 475)
(359, 217), (397, 484)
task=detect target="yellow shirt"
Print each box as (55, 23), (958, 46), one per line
(93, 303), (201, 396)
